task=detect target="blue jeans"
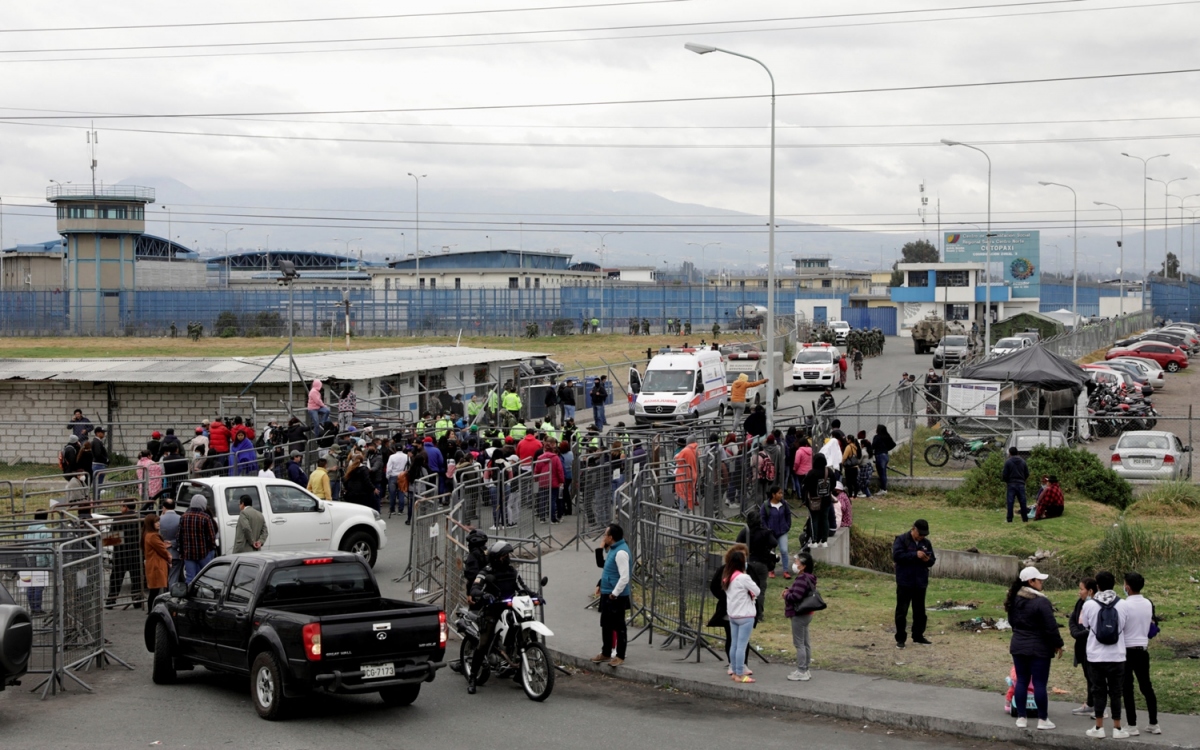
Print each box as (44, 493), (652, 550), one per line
(92, 462), (107, 487)
(184, 551), (215, 584)
(388, 478), (406, 514)
(592, 404), (605, 429)
(1012, 654), (1051, 720)
(875, 453), (889, 491)
(1006, 484), (1028, 522)
(563, 405), (575, 421)
(307, 407), (330, 430)
(775, 533), (789, 574)
(28, 586), (44, 612)
(729, 616), (755, 677)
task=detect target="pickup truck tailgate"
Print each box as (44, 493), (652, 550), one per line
(318, 602), (444, 662)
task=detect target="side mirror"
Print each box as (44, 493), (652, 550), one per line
(1108, 444), (1116, 451)
(540, 576), (549, 587)
(169, 582), (189, 598)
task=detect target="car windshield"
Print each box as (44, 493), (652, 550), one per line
(794, 350), (833, 364)
(943, 336), (968, 347)
(1118, 434), (1176, 451)
(995, 338), (1022, 348)
(642, 370), (695, 392)
(1014, 434), (1065, 450)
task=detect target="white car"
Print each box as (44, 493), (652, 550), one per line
(1106, 357), (1165, 390)
(174, 477), (388, 566)
(828, 321), (851, 345)
(791, 342), (839, 390)
(991, 337), (1032, 356)
(1110, 431), (1193, 480)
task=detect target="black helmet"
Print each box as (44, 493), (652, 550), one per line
(466, 529), (489, 551)
(488, 540), (514, 568)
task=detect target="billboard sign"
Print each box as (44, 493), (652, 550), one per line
(943, 230), (1040, 298)
(946, 378), (1001, 419)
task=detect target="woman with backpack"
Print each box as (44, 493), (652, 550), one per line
(1005, 566), (1064, 731)
(803, 454), (833, 547)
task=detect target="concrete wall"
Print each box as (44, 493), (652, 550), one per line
(930, 549), (1020, 585)
(793, 298), (843, 325)
(135, 259), (209, 289)
(810, 526), (850, 566)
(0, 380), (293, 465)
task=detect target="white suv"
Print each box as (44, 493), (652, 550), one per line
(828, 321), (851, 345)
(791, 343), (838, 390)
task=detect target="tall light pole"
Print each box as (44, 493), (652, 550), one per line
(1094, 201), (1125, 316)
(161, 206), (173, 263)
(687, 241), (721, 326)
(1121, 153), (1168, 309)
(407, 173), (426, 290)
(211, 227), (244, 289)
(333, 237), (362, 349)
(586, 231), (622, 331)
(941, 139), (992, 345)
(1147, 176), (1187, 279)
(1039, 182), (1077, 318)
(687, 41), (777, 428)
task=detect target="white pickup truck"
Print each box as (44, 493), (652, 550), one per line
(173, 477), (388, 567)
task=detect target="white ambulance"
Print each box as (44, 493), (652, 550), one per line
(723, 350), (784, 411)
(790, 342), (840, 390)
(628, 348), (728, 426)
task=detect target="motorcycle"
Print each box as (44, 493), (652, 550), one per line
(451, 578), (555, 702)
(924, 428), (999, 467)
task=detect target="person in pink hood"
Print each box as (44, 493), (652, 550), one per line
(307, 379), (329, 430)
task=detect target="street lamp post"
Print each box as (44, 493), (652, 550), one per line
(210, 227), (244, 289)
(687, 41), (777, 428)
(1121, 153), (1169, 309)
(586, 231), (622, 332)
(687, 241), (721, 327)
(941, 140), (993, 345)
(333, 237), (362, 349)
(1094, 202), (1125, 316)
(1038, 182), (1078, 318)
(1147, 177), (1187, 279)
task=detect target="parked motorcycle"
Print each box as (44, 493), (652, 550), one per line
(924, 428), (999, 467)
(451, 579), (555, 702)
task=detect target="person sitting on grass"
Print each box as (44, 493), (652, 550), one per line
(1034, 475), (1064, 521)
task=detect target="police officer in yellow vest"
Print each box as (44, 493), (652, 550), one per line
(435, 414), (453, 440)
(501, 387), (522, 424)
(539, 418), (559, 442)
(467, 395), (482, 424)
(509, 422), (528, 440)
(415, 412), (432, 439)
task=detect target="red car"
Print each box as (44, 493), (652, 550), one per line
(1106, 341), (1189, 373)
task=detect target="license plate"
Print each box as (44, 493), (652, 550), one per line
(361, 662), (395, 680)
(1130, 457), (1154, 466)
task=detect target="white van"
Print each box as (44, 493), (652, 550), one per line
(723, 351), (784, 411)
(791, 342), (839, 390)
(829, 321), (851, 345)
(629, 349), (728, 426)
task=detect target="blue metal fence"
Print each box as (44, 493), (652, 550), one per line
(1147, 279), (1200, 323)
(841, 306), (897, 335)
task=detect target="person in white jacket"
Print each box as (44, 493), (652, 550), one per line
(723, 549), (761, 684)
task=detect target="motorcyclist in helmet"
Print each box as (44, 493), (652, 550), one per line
(463, 529), (489, 594)
(466, 540), (530, 694)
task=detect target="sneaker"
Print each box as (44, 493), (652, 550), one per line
(783, 572), (792, 579)
(913, 636), (933, 645)
(591, 653), (609, 663)
(1038, 720), (1056, 731)
(489, 525), (497, 530)
(1072, 705), (1094, 716)
(1125, 727), (1139, 736)
(1086, 728), (1106, 739)
(787, 669), (812, 681)
(878, 490), (887, 495)
(768, 571), (776, 579)
(608, 657), (624, 667)
(1111, 728), (1130, 739)
(1016, 718), (1028, 729)
(1145, 725), (1161, 735)
(896, 642), (906, 649)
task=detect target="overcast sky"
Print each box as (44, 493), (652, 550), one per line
(2, 0), (1199, 274)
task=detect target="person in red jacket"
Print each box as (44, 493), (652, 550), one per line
(515, 432), (543, 466)
(533, 439), (565, 522)
(207, 417), (231, 472)
(837, 353), (848, 389)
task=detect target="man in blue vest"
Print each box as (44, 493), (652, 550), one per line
(592, 523), (631, 667)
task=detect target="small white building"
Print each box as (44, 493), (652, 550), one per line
(889, 262), (1039, 334)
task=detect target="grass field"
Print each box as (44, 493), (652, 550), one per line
(0, 333), (750, 370)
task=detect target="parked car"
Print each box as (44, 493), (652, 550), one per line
(1013, 330), (1042, 345)
(1105, 341), (1189, 372)
(932, 335), (972, 368)
(1004, 429), (1070, 456)
(1100, 359), (1161, 391)
(519, 357), (565, 381)
(1110, 431), (1193, 480)
(175, 477), (388, 567)
(0, 581), (32, 691)
(1081, 364), (1150, 396)
(828, 320), (851, 345)
(145, 551), (447, 719)
(991, 337), (1032, 356)
(1116, 331), (1195, 355)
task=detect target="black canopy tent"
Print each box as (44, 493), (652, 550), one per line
(959, 345), (1088, 394)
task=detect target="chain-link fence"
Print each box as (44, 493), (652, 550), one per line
(1041, 310), (1153, 361)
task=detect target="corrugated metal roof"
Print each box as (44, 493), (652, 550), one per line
(0, 346), (547, 385)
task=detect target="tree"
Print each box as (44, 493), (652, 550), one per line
(900, 239), (939, 264)
(1160, 251), (1181, 279)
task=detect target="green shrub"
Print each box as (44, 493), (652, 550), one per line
(219, 326), (238, 338)
(946, 445), (1132, 510)
(1131, 481), (1200, 517)
(214, 311), (240, 335)
(1090, 522), (1191, 573)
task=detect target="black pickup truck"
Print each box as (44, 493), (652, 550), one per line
(145, 551), (446, 719)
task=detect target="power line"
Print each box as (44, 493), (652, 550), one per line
(5, 65), (1200, 120)
(0, 0), (694, 34)
(1, 1), (1189, 64)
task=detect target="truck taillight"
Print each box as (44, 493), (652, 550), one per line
(302, 623), (322, 661)
(438, 611), (448, 649)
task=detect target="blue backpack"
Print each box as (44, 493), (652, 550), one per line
(1094, 598), (1121, 646)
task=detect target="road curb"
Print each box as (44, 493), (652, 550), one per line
(549, 649), (1198, 750)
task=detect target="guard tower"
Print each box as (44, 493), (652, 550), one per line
(47, 183), (155, 334)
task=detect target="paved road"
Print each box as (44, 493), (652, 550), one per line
(0, 609), (1000, 750)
